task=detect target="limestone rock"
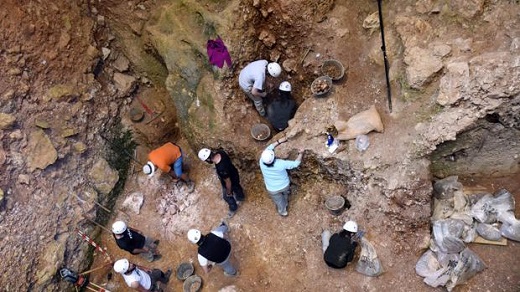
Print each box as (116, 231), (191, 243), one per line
(113, 72), (137, 96)
(86, 45), (99, 60)
(35, 238), (66, 286)
(73, 142), (87, 153)
(102, 47), (111, 60)
(25, 129), (58, 172)
(122, 192), (144, 214)
(113, 54), (130, 72)
(61, 128), (79, 138)
(34, 119), (51, 129)
(88, 158), (119, 194)
(44, 84), (78, 102)
(404, 46), (443, 89)
(363, 11), (379, 30)
(437, 62), (470, 106)
(282, 59), (297, 73)
(259, 30), (276, 48)
(0, 113), (16, 129)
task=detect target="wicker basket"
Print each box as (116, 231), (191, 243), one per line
(321, 59), (346, 81)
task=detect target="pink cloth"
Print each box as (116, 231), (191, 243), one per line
(206, 36), (232, 68)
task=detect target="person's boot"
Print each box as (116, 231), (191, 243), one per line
(164, 269), (172, 282)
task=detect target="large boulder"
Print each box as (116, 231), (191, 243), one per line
(88, 158), (119, 194)
(404, 46), (443, 89)
(0, 113), (16, 129)
(25, 129), (58, 172)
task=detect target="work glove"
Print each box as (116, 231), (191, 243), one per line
(355, 231), (365, 240)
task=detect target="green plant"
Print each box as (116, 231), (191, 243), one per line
(97, 122), (136, 223)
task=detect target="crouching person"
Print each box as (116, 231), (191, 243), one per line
(113, 258), (171, 292)
(112, 220), (161, 262)
(322, 221), (360, 269)
(187, 221), (237, 277)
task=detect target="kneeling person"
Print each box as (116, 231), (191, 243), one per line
(322, 221), (360, 269)
(113, 258), (171, 291)
(112, 221), (161, 262)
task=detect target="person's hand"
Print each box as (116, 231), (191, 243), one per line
(298, 148), (305, 154)
(277, 136), (287, 144)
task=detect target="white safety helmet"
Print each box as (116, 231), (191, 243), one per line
(142, 161), (155, 177)
(279, 81), (291, 92)
(187, 229), (202, 244)
(261, 149), (275, 164)
(267, 62), (282, 77)
(113, 259), (130, 274)
(112, 221), (127, 234)
(198, 148), (211, 161)
(343, 221), (358, 233)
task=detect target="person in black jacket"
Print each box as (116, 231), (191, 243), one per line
(112, 221), (161, 262)
(187, 221), (237, 277)
(198, 148), (245, 218)
(266, 81), (297, 132)
(322, 221), (359, 269)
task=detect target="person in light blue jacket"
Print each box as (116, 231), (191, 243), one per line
(259, 136), (304, 216)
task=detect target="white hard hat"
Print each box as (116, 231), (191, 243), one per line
(279, 81), (291, 92)
(198, 148), (211, 161)
(143, 161), (155, 177)
(187, 229), (201, 244)
(113, 259), (130, 274)
(267, 62), (282, 77)
(112, 221), (127, 234)
(261, 149), (275, 164)
(343, 221), (358, 233)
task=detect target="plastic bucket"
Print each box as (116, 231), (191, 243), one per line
(325, 195), (346, 215)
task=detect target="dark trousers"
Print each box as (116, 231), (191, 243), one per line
(221, 183), (245, 211)
(149, 269), (168, 291)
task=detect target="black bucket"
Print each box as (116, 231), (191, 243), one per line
(325, 195), (349, 215)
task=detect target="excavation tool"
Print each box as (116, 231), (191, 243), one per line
(76, 229), (112, 262)
(377, 0), (392, 112)
(60, 268), (112, 292)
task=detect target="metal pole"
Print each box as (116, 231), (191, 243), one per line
(377, 0), (392, 113)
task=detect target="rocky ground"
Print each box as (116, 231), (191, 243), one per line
(0, 0), (519, 291)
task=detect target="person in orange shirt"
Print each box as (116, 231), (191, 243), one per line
(143, 142), (195, 193)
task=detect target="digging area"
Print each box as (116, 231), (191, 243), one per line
(0, 0), (519, 291)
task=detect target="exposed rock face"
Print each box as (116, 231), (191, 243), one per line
(25, 129), (58, 172)
(404, 46), (444, 89)
(420, 51), (520, 149)
(88, 158), (119, 194)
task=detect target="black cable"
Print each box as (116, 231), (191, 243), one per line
(377, 0), (392, 113)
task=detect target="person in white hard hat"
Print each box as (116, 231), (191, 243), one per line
(198, 148), (245, 218)
(259, 136), (304, 216)
(187, 220), (237, 277)
(113, 258), (171, 291)
(238, 60), (282, 116)
(143, 142), (195, 193)
(112, 220), (161, 262)
(266, 81), (297, 131)
(322, 220), (361, 269)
